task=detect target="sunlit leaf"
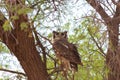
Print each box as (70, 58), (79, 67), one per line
(18, 7), (32, 15)
(20, 22), (28, 30)
(3, 20), (11, 32)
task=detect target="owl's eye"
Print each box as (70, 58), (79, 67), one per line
(61, 33), (64, 35)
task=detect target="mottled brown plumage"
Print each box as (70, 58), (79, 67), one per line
(52, 31), (83, 72)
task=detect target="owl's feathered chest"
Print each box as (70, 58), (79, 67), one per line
(53, 39), (81, 64)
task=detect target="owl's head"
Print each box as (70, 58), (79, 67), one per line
(52, 31), (68, 42)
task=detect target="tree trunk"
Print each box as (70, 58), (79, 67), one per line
(86, 0), (120, 80)
(0, 0), (50, 80)
(106, 22), (120, 80)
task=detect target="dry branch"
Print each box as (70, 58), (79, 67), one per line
(86, 0), (111, 24)
(0, 68), (26, 76)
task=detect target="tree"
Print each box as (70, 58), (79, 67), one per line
(0, 0), (70, 80)
(0, 0), (50, 80)
(86, 0), (120, 80)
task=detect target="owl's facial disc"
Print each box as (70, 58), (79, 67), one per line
(52, 31), (67, 39)
(63, 31), (67, 38)
(53, 31), (59, 39)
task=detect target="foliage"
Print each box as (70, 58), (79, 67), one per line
(0, 43), (9, 53)
(3, 20), (11, 32)
(68, 18), (107, 80)
(41, 17), (107, 80)
(20, 22), (28, 30)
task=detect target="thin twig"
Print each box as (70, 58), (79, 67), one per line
(88, 29), (106, 58)
(111, 0), (118, 5)
(37, 33), (53, 45)
(0, 68), (26, 76)
(33, 30), (47, 69)
(49, 67), (62, 76)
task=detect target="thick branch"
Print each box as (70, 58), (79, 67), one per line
(112, 0), (119, 5)
(4, 0), (50, 80)
(113, 1), (120, 24)
(0, 11), (16, 53)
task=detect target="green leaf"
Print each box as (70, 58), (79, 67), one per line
(11, 15), (19, 20)
(0, 42), (9, 53)
(3, 20), (11, 31)
(20, 22), (28, 30)
(62, 22), (70, 30)
(48, 33), (52, 38)
(18, 7), (32, 15)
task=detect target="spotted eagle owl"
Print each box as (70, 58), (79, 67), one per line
(52, 31), (83, 72)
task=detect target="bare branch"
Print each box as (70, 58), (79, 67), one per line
(52, 0), (57, 11)
(33, 29), (47, 69)
(111, 0), (118, 5)
(86, 0), (111, 24)
(30, 1), (45, 8)
(88, 28), (106, 58)
(81, 16), (105, 24)
(49, 67), (62, 76)
(31, 8), (41, 24)
(106, 0), (115, 13)
(38, 33), (52, 45)
(112, 1), (120, 24)
(0, 68), (26, 76)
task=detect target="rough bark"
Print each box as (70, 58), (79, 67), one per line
(106, 2), (120, 80)
(0, 0), (50, 80)
(86, 0), (120, 80)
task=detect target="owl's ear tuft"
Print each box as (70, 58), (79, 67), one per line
(64, 31), (67, 38)
(64, 31), (67, 34)
(53, 31), (59, 34)
(53, 31), (56, 38)
(53, 31), (56, 33)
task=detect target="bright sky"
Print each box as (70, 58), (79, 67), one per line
(0, 53), (24, 79)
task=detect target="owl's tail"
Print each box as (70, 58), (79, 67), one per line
(70, 62), (78, 72)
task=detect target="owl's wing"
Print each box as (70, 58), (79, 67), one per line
(53, 39), (83, 65)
